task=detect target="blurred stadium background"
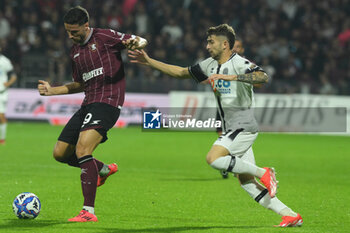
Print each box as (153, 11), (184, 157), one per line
(1, 0), (349, 94)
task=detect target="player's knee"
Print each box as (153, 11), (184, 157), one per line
(52, 148), (65, 162)
(206, 145), (230, 165)
(206, 153), (218, 165)
(206, 154), (212, 164)
(53, 141), (75, 163)
(206, 151), (224, 164)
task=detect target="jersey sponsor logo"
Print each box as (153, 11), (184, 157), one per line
(82, 67), (104, 82)
(216, 79), (231, 88)
(210, 79), (231, 94)
(73, 53), (80, 58)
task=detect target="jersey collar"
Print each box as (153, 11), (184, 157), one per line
(81, 28), (94, 45)
(218, 52), (236, 65)
(228, 52), (236, 61)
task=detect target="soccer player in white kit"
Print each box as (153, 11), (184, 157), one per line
(129, 24), (303, 227)
(0, 47), (17, 145)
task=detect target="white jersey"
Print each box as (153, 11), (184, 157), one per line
(189, 53), (264, 133)
(0, 54), (14, 101)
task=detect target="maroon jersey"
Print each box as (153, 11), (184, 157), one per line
(70, 28), (133, 107)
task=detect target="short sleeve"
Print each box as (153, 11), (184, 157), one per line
(97, 29), (134, 50)
(235, 57), (265, 75)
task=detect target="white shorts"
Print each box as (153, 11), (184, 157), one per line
(214, 129), (258, 162)
(0, 100), (7, 113)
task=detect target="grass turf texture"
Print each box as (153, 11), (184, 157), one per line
(0, 122), (349, 233)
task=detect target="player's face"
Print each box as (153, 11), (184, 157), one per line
(64, 23), (89, 44)
(233, 40), (244, 55)
(206, 35), (225, 60)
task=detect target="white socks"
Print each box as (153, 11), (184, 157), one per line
(210, 156), (232, 170)
(83, 206), (95, 215)
(241, 180), (297, 217)
(210, 155), (265, 178)
(210, 156), (297, 217)
(0, 123), (7, 140)
(279, 207), (298, 217)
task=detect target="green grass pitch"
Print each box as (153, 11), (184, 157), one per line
(0, 122), (349, 233)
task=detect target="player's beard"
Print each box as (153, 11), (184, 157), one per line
(72, 35), (86, 44)
(211, 51), (221, 61)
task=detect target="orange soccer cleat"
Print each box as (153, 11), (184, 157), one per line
(275, 213), (303, 227)
(68, 210), (98, 222)
(97, 163), (118, 187)
(260, 167), (278, 198)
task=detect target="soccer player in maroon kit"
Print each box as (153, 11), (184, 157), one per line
(38, 6), (147, 222)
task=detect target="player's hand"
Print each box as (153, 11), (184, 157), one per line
(123, 36), (147, 50)
(128, 49), (150, 65)
(38, 80), (52, 96)
(123, 38), (139, 50)
(208, 74), (237, 81)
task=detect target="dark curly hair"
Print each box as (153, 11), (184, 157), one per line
(207, 24), (236, 50)
(63, 6), (89, 25)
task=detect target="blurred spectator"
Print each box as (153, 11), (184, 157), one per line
(338, 19), (350, 47)
(134, 3), (149, 35)
(107, 6), (123, 29)
(319, 74), (337, 95)
(0, 0), (348, 95)
(161, 18), (183, 44)
(0, 11), (10, 39)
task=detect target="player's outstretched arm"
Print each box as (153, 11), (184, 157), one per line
(128, 49), (191, 79)
(208, 71), (268, 84)
(38, 80), (83, 96)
